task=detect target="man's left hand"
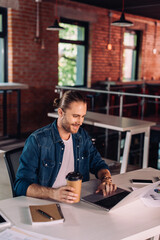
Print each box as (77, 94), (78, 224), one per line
(96, 176), (117, 196)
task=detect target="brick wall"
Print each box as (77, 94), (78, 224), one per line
(7, 0), (59, 136)
(2, 0), (160, 136)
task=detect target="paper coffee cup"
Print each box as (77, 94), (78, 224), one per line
(66, 172), (82, 203)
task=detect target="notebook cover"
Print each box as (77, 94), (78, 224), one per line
(29, 203), (64, 224)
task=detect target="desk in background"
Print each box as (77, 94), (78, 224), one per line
(48, 111), (156, 174)
(0, 168), (159, 240)
(0, 82), (28, 138)
(94, 80), (160, 117)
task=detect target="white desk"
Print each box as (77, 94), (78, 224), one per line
(48, 111), (156, 174)
(0, 82), (28, 137)
(0, 168), (160, 240)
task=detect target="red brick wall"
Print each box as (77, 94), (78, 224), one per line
(7, 0), (60, 136)
(1, 0), (160, 136)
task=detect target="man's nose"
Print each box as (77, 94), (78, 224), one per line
(79, 116), (84, 125)
(76, 116), (83, 125)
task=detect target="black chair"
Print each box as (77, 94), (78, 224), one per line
(4, 147), (23, 197)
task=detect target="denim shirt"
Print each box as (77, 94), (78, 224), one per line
(14, 120), (109, 196)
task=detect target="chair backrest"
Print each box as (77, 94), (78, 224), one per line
(4, 147), (23, 197)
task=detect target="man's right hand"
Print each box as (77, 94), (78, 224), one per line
(26, 183), (78, 203)
(50, 185), (78, 203)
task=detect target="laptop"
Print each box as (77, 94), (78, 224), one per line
(81, 181), (160, 212)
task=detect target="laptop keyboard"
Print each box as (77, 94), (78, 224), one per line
(95, 191), (130, 210)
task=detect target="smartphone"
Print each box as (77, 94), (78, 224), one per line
(0, 211), (11, 229)
(131, 179), (153, 184)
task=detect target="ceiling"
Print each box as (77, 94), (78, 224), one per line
(67, 0), (160, 21)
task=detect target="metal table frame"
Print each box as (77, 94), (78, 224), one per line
(0, 83), (28, 138)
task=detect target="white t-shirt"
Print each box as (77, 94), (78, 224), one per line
(52, 134), (74, 188)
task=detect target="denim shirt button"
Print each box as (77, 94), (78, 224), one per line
(62, 148), (64, 150)
(82, 157), (84, 159)
(77, 158), (79, 161)
(45, 163), (48, 167)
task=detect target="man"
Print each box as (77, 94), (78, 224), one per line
(14, 90), (116, 203)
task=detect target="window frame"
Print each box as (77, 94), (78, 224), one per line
(59, 17), (89, 87)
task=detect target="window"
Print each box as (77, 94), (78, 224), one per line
(123, 30), (140, 81)
(58, 18), (88, 86)
(0, 7), (7, 83)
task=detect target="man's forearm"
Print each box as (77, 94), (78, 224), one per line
(26, 183), (78, 203)
(26, 183), (53, 199)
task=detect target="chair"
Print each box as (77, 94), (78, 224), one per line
(4, 147), (23, 197)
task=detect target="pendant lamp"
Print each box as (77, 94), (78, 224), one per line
(34, 0), (45, 49)
(111, 0), (133, 27)
(46, 0), (64, 31)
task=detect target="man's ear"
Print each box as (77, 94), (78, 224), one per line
(58, 108), (63, 117)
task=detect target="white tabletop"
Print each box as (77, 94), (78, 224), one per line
(0, 82), (28, 90)
(85, 111), (156, 131)
(0, 168), (160, 240)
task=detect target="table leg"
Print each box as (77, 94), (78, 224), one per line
(2, 90), (7, 136)
(17, 90), (21, 138)
(142, 127), (150, 169)
(152, 234), (160, 240)
(117, 132), (121, 162)
(106, 83), (111, 115)
(120, 131), (132, 174)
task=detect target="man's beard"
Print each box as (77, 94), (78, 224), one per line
(62, 121), (80, 134)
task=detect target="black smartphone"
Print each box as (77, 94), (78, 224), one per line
(0, 212), (11, 229)
(0, 215), (6, 223)
(131, 179), (153, 184)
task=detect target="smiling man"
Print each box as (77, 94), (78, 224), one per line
(14, 90), (116, 202)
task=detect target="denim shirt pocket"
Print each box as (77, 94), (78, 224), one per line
(38, 158), (55, 186)
(42, 158), (55, 168)
(81, 149), (90, 160)
(38, 146), (56, 186)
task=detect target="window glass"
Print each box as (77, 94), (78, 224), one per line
(59, 23), (85, 41)
(123, 49), (136, 80)
(58, 19), (88, 87)
(0, 38), (4, 82)
(124, 32), (137, 47)
(123, 31), (139, 81)
(0, 14), (2, 32)
(58, 43), (85, 86)
(0, 8), (7, 83)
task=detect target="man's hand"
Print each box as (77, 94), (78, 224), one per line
(26, 183), (78, 203)
(95, 180), (117, 196)
(96, 169), (117, 196)
(51, 185), (78, 203)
